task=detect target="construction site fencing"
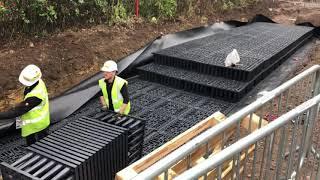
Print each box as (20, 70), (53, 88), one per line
(130, 65), (320, 180)
(176, 90), (320, 179)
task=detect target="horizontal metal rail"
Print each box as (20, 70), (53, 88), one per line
(175, 94), (320, 179)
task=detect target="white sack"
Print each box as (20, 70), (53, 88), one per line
(225, 49), (240, 67)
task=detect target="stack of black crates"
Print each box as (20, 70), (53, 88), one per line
(0, 111), (145, 180)
(87, 110), (145, 164)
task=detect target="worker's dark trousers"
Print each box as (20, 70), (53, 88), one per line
(25, 127), (49, 146)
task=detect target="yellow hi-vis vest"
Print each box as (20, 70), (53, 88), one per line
(20, 79), (50, 137)
(98, 76), (131, 115)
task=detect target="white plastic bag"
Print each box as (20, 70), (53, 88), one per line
(225, 49), (240, 67)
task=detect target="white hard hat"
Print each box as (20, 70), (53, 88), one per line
(19, 64), (42, 86)
(101, 60), (118, 72)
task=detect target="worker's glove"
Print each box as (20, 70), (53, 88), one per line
(102, 105), (108, 111)
(15, 117), (22, 129)
(114, 113), (123, 120)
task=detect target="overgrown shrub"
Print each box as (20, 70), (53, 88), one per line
(0, 0), (259, 39)
(218, 0), (258, 10)
(110, 0), (128, 24)
(0, 0), (116, 37)
(140, 0), (177, 19)
(176, 0), (258, 16)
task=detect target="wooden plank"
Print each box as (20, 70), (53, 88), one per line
(171, 113), (266, 175)
(163, 132), (232, 178)
(157, 169), (177, 180)
(205, 144), (256, 179)
(241, 114), (268, 133)
(116, 113), (267, 180)
(116, 168), (138, 180)
(171, 129), (234, 174)
(133, 112), (226, 172)
(222, 165), (244, 180)
(221, 145), (255, 179)
(116, 111), (226, 180)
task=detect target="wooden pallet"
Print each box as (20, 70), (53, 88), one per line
(156, 144), (256, 180)
(116, 112), (267, 180)
(198, 144), (255, 180)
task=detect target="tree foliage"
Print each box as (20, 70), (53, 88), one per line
(0, 0), (258, 38)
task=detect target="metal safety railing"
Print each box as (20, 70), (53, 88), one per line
(131, 65), (320, 180)
(176, 93), (320, 180)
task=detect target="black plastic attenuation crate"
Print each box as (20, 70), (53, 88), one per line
(153, 23), (314, 82)
(0, 117), (128, 180)
(137, 63), (251, 102)
(153, 54), (265, 81)
(87, 110), (145, 165)
(1, 152), (73, 180)
(138, 26), (313, 103)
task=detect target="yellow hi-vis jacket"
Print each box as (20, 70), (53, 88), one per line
(20, 79), (50, 137)
(98, 76), (131, 115)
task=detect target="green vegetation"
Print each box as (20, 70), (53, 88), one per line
(0, 0), (258, 38)
(140, 0), (177, 19)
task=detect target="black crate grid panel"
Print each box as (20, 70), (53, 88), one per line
(0, 117), (128, 180)
(136, 22), (314, 102)
(137, 63), (251, 102)
(86, 110), (145, 165)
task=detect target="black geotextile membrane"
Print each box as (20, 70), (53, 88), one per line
(153, 22), (314, 81)
(0, 117), (128, 180)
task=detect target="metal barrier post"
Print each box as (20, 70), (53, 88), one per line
(299, 70), (320, 172)
(174, 94), (320, 180)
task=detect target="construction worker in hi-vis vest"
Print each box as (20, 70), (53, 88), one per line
(98, 60), (131, 115)
(0, 64), (50, 146)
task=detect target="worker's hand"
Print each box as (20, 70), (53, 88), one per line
(102, 105), (108, 111)
(119, 103), (128, 115)
(119, 110), (124, 115)
(114, 113), (123, 120)
(100, 96), (107, 109)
